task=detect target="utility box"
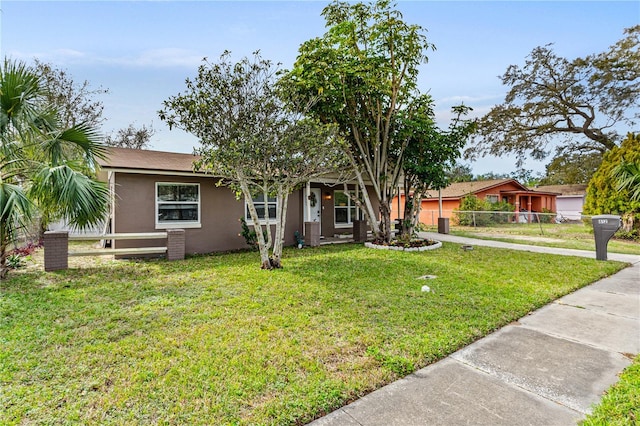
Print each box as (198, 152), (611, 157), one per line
(592, 215), (621, 261)
(438, 217), (450, 234)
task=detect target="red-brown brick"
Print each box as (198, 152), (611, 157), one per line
(44, 231), (69, 271)
(166, 229), (185, 260)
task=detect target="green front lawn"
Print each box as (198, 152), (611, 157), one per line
(0, 243), (627, 424)
(445, 223), (640, 255)
(582, 355), (640, 425)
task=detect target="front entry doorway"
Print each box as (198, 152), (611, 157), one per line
(304, 187), (322, 233)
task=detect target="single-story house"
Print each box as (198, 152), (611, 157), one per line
(97, 147), (378, 254)
(391, 179), (558, 225)
(533, 184), (587, 221)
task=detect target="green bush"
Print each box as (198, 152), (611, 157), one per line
(584, 133), (640, 223)
(615, 228), (640, 241)
(239, 217), (268, 250)
(539, 208), (556, 224)
(455, 195), (487, 226)
(454, 196), (514, 226)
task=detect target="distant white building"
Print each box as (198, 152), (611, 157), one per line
(534, 184), (587, 221)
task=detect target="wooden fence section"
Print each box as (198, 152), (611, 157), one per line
(43, 229), (185, 271)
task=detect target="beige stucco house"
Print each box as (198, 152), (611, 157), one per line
(97, 147), (378, 254)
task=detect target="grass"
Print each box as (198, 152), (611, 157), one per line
(439, 223), (640, 255)
(582, 355), (640, 425)
(0, 243), (627, 425)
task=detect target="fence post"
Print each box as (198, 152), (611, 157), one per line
(44, 231), (69, 271)
(166, 229), (185, 260)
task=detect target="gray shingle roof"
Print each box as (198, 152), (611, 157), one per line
(98, 147), (201, 173)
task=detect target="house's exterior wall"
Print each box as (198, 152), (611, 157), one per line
(312, 184), (380, 237)
(472, 182), (522, 201)
(391, 181), (558, 225)
(111, 172), (303, 255)
(529, 195), (555, 212)
(419, 199), (461, 223)
(556, 195), (585, 220)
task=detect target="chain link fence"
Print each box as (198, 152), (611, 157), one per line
(418, 210), (589, 227)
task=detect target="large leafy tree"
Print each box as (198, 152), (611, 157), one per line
(0, 59), (109, 278)
(160, 52), (343, 269)
(399, 101), (475, 235)
(104, 123), (154, 149)
(446, 163), (474, 183)
(583, 133), (640, 231)
(539, 152), (602, 185)
(284, 0), (434, 242)
(467, 25), (639, 167)
(34, 59), (108, 128)
(36, 61), (154, 150)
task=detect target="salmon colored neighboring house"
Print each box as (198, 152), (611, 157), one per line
(391, 179), (559, 225)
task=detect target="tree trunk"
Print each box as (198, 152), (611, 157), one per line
(379, 201), (392, 242)
(0, 239), (8, 280)
(402, 194), (413, 236)
(621, 213), (634, 233)
(349, 157), (381, 238)
(262, 186), (272, 250)
(239, 179), (272, 269)
(402, 188), (425, 237)
(271, 189), (288, 269)
(411, 193), (423, 233)
(38, 216), (47, 243)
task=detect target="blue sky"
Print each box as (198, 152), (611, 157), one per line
(2, 0), (638, 175)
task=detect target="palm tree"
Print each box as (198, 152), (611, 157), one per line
(613, 160), (640, 202)
(0, 58), (109, 278)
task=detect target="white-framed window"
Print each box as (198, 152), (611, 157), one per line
(486, 194), (499, 204)
(246, 194), (278, 223)
(156, 182), (201, 229)
(334, 191), (357, 227)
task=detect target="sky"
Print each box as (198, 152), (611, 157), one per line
(1, 0), (638, 176)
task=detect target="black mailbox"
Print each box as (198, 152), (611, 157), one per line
(592, 215), (621, 260)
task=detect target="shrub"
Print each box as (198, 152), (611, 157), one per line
(6, 254), (25, 269)
(454, 195), (515, 226)
(455, 195), (489, 226)
(6, 241), (42, 269)
(239, 217), (268, 250)
(539, 208), (556, 224)
(615, 228), (640, 241)
(584, 133), (640, 230)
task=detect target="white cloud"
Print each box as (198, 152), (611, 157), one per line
(7, 48), (203, 69)
(115, 48), (204, 68)
(9, 48), (86, 62)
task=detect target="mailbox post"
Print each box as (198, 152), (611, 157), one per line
(591, 215), (621, 261)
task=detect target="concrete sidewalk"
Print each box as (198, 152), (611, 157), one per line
(311, 235), (639, 425)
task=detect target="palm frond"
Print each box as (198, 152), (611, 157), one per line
(30, 164), (109, 230)
(0, 182), (34, 244)
(0, 58), (43, 138)
(41, 122), (107, 168)
(613, 160), (640, 202)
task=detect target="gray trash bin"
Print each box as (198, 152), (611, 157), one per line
(438, 217), (449, 234)
(591, 215), (621, 261)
